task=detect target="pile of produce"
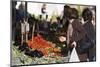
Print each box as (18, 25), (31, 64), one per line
(27, 35), (61, 56)
(12, 45), (67, 65)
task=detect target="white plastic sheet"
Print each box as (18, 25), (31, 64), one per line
(69, 47), (80, 62)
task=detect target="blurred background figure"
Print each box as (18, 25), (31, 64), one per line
(13, 1), (30, 46)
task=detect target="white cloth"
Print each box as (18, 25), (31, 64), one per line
(21, 21), (29, 34)
(21, 21), (29, 41)
(69, 47), (80, 62)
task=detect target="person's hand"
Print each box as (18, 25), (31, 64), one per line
(59, 36), (66, 42)
(71, 41), (77, 47)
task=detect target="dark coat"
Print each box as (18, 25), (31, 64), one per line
(83, 21), (96, 61)
(83, 22), (95, 44)
(69, 19), (88, 61)
(70, 19), (86, 43)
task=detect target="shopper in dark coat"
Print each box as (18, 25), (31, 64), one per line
(67, 8), (88, 61)
(82, 8), (96, 61)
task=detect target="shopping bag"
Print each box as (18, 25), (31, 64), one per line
(69, 47), (80, 62)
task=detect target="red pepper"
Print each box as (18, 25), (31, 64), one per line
(27, 35), (61, 56)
